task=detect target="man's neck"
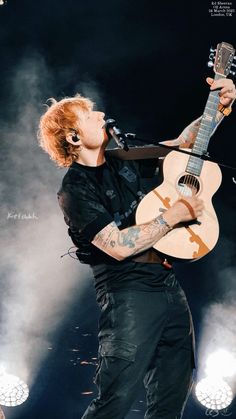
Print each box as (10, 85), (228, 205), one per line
(75, 147), (106, 167)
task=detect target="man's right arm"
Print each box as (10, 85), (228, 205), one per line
(92, 196), (204, 261)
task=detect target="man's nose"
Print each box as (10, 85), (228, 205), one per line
(98, 112), (105, 119)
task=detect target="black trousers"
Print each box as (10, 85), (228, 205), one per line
(82, 284), (195, 419)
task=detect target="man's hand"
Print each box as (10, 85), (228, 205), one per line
(206, 77), (236, 107)
(163, 196), (204, 227)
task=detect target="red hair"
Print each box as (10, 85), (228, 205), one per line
(38, 94), (94, 167)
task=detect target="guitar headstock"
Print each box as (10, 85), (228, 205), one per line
(208, 42), (236, 77)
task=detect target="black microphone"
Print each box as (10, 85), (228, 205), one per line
(104, 119), (129, 152)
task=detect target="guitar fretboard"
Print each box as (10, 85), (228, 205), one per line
(186, 73), (225, 176)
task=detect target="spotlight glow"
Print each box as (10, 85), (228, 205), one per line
(206, 349), (236, 378)
(195, 377), (233, 410)
(0, 371), (29, 406)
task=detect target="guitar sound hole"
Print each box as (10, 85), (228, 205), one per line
(177, 174), (200, 197)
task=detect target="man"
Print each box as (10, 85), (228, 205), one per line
(38, 77), (235, 418)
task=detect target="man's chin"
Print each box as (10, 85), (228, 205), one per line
(102, 129), (109, 143)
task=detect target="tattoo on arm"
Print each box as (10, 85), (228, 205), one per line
(215, 111), (224, 123)
(162, 110), (226, 150)
(118, 227), (141, 248)
(161, 117), (202, 148)
(92, 216), (171, 260)
(179, 117), (201, 147)
(208, 111), (225, 138)
(94, 222), (117, 249)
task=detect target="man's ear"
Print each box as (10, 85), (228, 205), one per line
(65, 131), (81, 145)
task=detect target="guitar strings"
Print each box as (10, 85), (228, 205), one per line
(181, 174), (199, 196)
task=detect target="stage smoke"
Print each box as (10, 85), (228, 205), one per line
(197, 265), (236, 395)
(0, 53), (100, 389)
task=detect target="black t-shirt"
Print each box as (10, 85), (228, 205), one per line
(57, 154), (177, 293)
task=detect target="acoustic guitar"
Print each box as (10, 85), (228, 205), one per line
(136, 41), (235, 260)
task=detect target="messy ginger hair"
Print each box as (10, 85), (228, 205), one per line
(38, 94), (94, 167)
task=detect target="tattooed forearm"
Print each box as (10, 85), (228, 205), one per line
(178, 117), (201, 147)
(159, 117), (202, 148)
(215, 110), (224, 123)
(92, 216), (171, 261)
(127, 217), (170, 257)
(161, 111), (226, 150)
(118, 227), (141, 248)
(95, 222), (117, 248)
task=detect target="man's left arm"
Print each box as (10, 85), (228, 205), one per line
(161, 77), (236, 149)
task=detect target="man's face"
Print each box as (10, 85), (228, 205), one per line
(77, 109), (108, 149)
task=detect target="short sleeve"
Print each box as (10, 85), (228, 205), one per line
(57, 183), (113, 242)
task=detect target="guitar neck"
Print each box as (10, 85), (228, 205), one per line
(186, 73), (225, 176)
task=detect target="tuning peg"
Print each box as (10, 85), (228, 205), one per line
(207, 61), (214, 68)
(210, 47), (216, 53)
(209, 53), (215, 61)
(233, 56), (236, 61)
(231, 63), (236, 67)
(230, 70), (236, 76)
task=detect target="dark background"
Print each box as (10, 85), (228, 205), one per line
(0, 0), (236, 418)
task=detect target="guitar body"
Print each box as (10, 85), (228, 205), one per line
(136, 150), (222, 260)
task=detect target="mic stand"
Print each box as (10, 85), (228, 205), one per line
(124, 133), (236, 172)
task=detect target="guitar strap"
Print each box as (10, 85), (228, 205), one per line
(178, 198), (196, 219)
